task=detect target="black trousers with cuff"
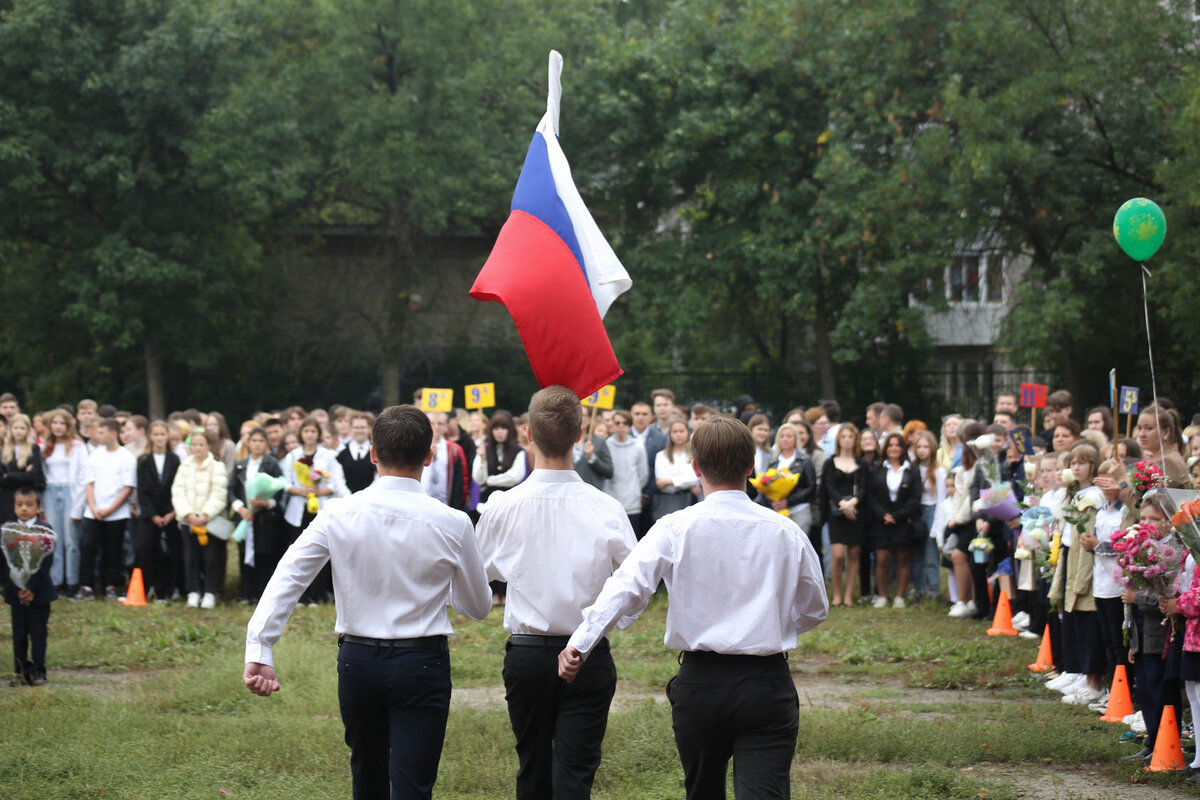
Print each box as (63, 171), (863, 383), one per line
(503, 636), (617, 800)
(667, 650), (799, 800)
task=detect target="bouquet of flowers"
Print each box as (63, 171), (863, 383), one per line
(2, 521), (56, 595)
(1112, 522), (1182, 596)
(1015, 506), (1055, 579)
(1060, 485), (1104, 537)
(294, 456), (331, 514)
(968, 534), (994, 564)
(749, 468), (800, 517)
(234, 472), (290, 543)
(1130, 460), (1167, 499)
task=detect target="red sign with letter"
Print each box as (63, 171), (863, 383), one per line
(1020, 383), (1047, 409)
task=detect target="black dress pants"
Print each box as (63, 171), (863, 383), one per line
(133, 518), (169, 597)
(181, 527), (226, 595)
(337, 640), (451, 800)
(503, 637), (617, 800)
(11, 603), (50, 680)
(667, 651), (798, 800)
(80, 518), (127, 591)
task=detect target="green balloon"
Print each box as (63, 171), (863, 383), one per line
(1113, 197), (1166, 262)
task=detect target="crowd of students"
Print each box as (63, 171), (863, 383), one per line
(8, 383), (1200, 773)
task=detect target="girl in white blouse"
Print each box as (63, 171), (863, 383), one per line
(652, 418), (700, 524)
(41, 409), (88, 591)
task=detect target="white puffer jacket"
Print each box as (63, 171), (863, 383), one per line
(172, 454), (229, 520)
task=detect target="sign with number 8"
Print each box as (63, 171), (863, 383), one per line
(419, 388), (453, 412)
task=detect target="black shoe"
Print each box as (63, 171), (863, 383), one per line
(1188, 770), (1200, 784)
(31, 674), (46, 686)
(104, 585), (118, 601)
(1124, 746), (1153, 762)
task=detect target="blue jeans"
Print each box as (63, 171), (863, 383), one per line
(43, 484), (77, 586)
(337, 641), (451, 800)
(909, 505), (940, 598)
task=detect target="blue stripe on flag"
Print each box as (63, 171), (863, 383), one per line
(510, 132), (588, 287)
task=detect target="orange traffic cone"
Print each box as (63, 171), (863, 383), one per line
(120, 567), (147, 607)
(1146, 704), (1186, 772)
(1099, 665), (1133, 723)
(986, 590), (1018, 636)
(1028, 627), (1054, 672)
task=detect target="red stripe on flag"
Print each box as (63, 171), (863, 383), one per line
(470, 209), (622, 398)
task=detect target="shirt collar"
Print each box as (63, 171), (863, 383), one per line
(376, 475), (425, 492)
(528, 469), (582, 483)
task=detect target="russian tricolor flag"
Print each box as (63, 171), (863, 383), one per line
(470, 51), (631, 399)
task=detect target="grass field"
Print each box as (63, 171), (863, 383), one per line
(0, 581), (1194, 800)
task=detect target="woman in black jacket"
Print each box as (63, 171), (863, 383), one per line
(229, 427), (285, 603)
(867, 432), (922, 609)
(0, 414), (45, 524)
(135, 421), (180, 600)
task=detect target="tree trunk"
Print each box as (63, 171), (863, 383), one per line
(813, 296), (837, 400)
(383, 358), (401, 407)
(144, 335), (165, 420)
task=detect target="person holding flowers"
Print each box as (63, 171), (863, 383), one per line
(820, 423), (867, 606)
(866, 432), (922, 609)
(1086, 459), (1133, 691)
(172, 430), (229, 609)
(1117, 494), (1184, 762)
(757, 423), (818, 539)
(1049, 443), (1109, 707)
(1135, 403), (1189, 488)
(230, 427), (285, 604)
(281, 416), (346, 605)
(2, 487), (55, 685)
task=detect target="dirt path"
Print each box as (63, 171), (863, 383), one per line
(973, 763), (1187, 800)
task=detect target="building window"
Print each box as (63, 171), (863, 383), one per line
(986, 253), (1004, 303)
(947, 252), (1004, 304)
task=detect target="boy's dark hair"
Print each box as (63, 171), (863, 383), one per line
(246, 426), (268, 440)
(985, 424), (1008, 439)
(0, 392), (17, 404)
(994, 410), (1015, 425)
(528, 386), (582, 459)
(13, 486), (40, 503)
(691, 417), (754, 486)
(99, 418), (121, 436)
(883, 403), (904, 425)
(1047, 390), (1073, 410)
(263, 417), (283, 429)
(820, 399), (841, 423)
(372, 406), (433, 469)
(128, 414), (149, 431)
(650, 388), (676, 404)
(57, 403), (75, 414)
(97, 403), (118, 418)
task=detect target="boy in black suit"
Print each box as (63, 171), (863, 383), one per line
(3, 487), (56, 686)
(336, 413), (376, 494)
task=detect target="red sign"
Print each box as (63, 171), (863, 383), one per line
(1020, 383), (1047, 409)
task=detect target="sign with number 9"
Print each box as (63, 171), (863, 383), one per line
(464, 383), (495, 410)
(580, 385), (616, 409)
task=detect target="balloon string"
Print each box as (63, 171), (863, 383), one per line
(1142, 267), (1164, 478)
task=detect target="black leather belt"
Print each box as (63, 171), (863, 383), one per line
(339, 634), (448, 651)
(509, 634), (571, 647)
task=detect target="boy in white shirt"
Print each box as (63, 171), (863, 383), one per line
(78, 419), (136, 600)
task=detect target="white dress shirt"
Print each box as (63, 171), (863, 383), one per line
(567, 489), (828, 657)
(654, 450), (699, 494)
(471, 447), (528, 489)
(83, 446), (137, 521)
(422, 439), (449, 504)
(475, 469), (637, 635)
(1093, 502), (1125, 599)
(245, 476), (491, 667)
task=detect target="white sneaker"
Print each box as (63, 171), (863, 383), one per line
(200, 592), (216, 610)
(186, 592), (200, 608)
(1011, 611), (1030, 630)
(1129, 711), (1147, 734)
(1046, 672), (1080, 691)
(1018, 630), (1039, 639)
(948, 601), (971, 618)
(965, 600), (977, 615)
(1123, 710), (1142, 726)
(893, 596), (906, 609)
(872, 595), (889, 609)
(1087, 693), (1110, 712)
(1063, 686), (1103, 705)
(1058, 675), (1088, 695)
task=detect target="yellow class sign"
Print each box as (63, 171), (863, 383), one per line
(580, 385), (616, 410)
(464, 382), (495, 410)
(418, 388), (453, 413)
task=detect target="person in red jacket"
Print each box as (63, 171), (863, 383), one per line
(422, 412), (469, 510)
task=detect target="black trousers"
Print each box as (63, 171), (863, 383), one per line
(11, 603), (50, 679)
(667, 651), (798, 800)
(503, 638), (616, 800)
(181, 527), (226, 595)
(79, 518), (127, 591)
(289, 514), (332, 603)
(337, 640), (451, 800)
(133, 518), (170, 597)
